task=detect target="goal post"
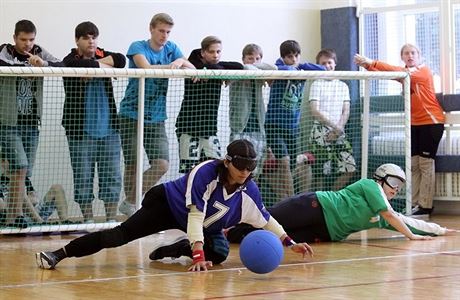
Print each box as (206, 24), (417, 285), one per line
(0, 67), (410, 234)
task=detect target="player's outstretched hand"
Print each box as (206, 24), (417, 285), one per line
(188, 260), (213, 272)
(410, 234), (434, 240)
(444, 229), (460, 235)
(291, 242), (314, 258)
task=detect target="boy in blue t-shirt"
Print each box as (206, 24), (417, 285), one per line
(264, 40), (324, 201)
(118, 13), (195, 217)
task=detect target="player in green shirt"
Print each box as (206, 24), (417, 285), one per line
(227, 163), (455, 243)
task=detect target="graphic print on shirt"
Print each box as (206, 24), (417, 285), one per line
(16, 78), (35, 115)
(203, 201), (230, 228)
(281, 80), (303, 110)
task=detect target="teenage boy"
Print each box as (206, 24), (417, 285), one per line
(118, 13), (195, 216)
(0, 19), (62, 228)
(62, 21), (126, 222)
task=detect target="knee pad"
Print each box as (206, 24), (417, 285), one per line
(204, 232), (230, 264)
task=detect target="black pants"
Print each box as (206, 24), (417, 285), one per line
(227, 192), (331, 243)
(64, 185), (229, 264)
(411, 124), (444, 159)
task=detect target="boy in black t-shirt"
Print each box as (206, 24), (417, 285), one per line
(175, 36), (243, 173)
(0, 20), (62, 228)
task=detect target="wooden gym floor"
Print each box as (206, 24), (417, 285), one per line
(1, 215), (460, 300)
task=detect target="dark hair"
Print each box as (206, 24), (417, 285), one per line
(14, 20), (36, 36)
(226, 139), (256, 159)
(316, 48), (337, 64)
(217, 139), (256, 186)
(280, 40), (301, 58)
(75, 21), (99, 39)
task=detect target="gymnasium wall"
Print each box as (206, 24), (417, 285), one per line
(0, 0), (355, 64)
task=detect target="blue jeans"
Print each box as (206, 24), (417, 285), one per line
(67, 133), (122, 205)
(0, 124), (39, 177)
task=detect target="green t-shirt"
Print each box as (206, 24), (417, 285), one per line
(316, 178), (390, 241)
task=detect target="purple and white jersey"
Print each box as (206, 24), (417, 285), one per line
(164, 160), (270, 234)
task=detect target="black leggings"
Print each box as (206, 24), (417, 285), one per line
(227, 192), (331, 243)
(65, 185), (182, 258)
(64, 185), (229, 264)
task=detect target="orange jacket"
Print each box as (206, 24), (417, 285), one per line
(367, 61), (445, 125)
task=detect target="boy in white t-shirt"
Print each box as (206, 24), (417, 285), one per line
(309, 48), (356, 191)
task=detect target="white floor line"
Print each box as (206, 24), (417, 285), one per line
(3, 249), (460, 289)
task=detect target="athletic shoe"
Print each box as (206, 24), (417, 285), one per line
(412, 205), (433, 215)
(35, 251), (58, 269)
(0, 211), (6, 225)
(6, 215), (29, 229)
(411, 206), (433, 219)
(60, 220), (76, 225)
(149, 237), (191, 260)
(119, 200), (136, 217)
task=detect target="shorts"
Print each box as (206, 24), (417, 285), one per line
(178, 134), (222, 173)
(411, 124), (444, 159)
(119, 117), (169, 165)
(265, 124), (299, 170)
(0, 125), (39, 174)
(309, 123), (356, 175)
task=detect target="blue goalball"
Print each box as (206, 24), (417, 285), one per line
(239, 230), (284, 274)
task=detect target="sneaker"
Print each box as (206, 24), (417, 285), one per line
(60, 220), (76, 225)
(6, 215), (29, 229)
(412, 205), (433, 215)
(35, 251), (58, 269)
(119, 200), (136, 217)
(0, 211), (6, 225)
(149, 237), (191, 260)
(411, 206), (433, 220)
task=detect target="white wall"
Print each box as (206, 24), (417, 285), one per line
(0, 0), (355, 219)
(0, 0), (354, 63)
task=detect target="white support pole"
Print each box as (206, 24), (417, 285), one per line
(361, 79), (370, 179)
(360, 78), (370, 242)
(439, 0), (454, 94)
(136, 78), (146, 210)
(403, 75), (412, 215)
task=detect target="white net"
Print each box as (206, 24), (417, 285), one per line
(0, 67), (410, 234)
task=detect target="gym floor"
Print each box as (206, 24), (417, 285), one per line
(1, 216), (459, 299)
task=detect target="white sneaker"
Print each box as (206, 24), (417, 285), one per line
(119, 200), (136, 217)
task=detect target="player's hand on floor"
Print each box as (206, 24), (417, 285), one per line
(188, 260), (213, 272)
(444, 229), (460, 235)
(291, 242), (314, 258)
(410, 234), (433, 240)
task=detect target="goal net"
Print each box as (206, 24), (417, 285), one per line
(0, 67), (410, 234)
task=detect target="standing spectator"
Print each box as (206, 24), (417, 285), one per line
(175, 36), (243, 174)
(229, 43), (276, 177)
(62, 21), (126, 223)
(309, 48), (356, 190)
(355, 44), (445, 217)
(0, 19), (62, 228)
(118, 13), (195, 216)
(264, 40), (325, 200)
